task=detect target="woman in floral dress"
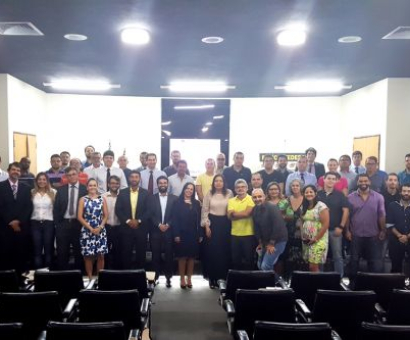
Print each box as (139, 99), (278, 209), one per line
(301, 185), (330, 272)
(77, 178), (108, 278)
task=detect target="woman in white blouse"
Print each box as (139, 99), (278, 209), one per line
(31, 172), (56, 268)
(201, 174), (233, 288)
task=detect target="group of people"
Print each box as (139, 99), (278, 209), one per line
(1, 146), (410, 288)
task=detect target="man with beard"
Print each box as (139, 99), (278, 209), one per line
(347, 174), (386, 283)
(386, 184), (410, 273)
(148, 176), (178, 287)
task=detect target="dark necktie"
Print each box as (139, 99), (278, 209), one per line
(69, 185), (75, 216)
(300, 173), (305, 184)
(106, 168), (111, 191)
(148, 170), (154, 195)
(309, 164), (313, 173)
(11, 184), (17, 199)
(355, 166), (359, 174)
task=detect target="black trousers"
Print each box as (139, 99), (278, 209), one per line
(56, 219), (83, 270)
(120, 224), (148, 269)
(231, 235), (256, 270)
(0, 225), (30, 274)
(150, 231), (173, 280)
(349, 235), (382, 281)
(389, 235), (410, 273)
(106, 224), (121, 269)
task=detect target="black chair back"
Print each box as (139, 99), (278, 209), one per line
(361, 322), (410, 340)
(35, 270), (84, 306)
(253, 321), (333, 340)
(78, 289), (141, 331)
(234, 289), (295, 336)
(0, 270), (19, 292)
(313, 289), (376, 339)
(0, 323), (24, 340)
(225, 270), (277, 304)
(355, 272), (405, 309)
(386, 289), (410, 325)
(0, 291), (62, 338)
(46, 321), (127, 340)
(98, 269), (149, 298)
(290, 271), (341, 309)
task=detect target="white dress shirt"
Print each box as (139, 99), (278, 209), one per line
(168, 174), (194, 197)
(84, 164), (102, 179)
(93, 166), (128, 194)
(140, 168), (167, 194)
(0, 169), (8, 182)
(31, 190), (56, 221)
(159, 194), (168, 224)
(64, 182), (79, 219)
(102, 191), (120, 226)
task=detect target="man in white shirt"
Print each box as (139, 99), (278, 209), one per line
(168, 160), (194, 196)
(84, 151), (103, 178)
(0, 156), (9, 182)
(140, 153), (167, 195)
(93, 150), (128, 194)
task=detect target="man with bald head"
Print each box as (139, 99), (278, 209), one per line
(60, 158), (88, 185)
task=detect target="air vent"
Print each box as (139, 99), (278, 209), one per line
(382, 26), (410, 40)
(0, 22), (44, 36)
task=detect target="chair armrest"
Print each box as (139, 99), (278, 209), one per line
(140, 298), (150, 317)
(295, 299), (312, 320)
(277, 276), (289, 289)
(375, 302), (387, 323)
(36, 330), (47, 340)
(331, 330), (342, 340)
(340, 282), (350, 291)
(218, 279), (227, 292)
(62, 298), (78, 321)
(224, 299), (235, 317)
(85, 278), (96, 289)
(237, 330), (250, 340)
(128, 328), (140, 340)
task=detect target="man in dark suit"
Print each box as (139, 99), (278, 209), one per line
(0, 162), (33, 275)
(149, 176), (178, 287)
(306, 147), (326, 179)
(53, 166), (87, 270)
(115, 170), (150, 269)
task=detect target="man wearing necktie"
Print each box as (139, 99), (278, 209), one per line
(305, 147), (325, 179)
(351, 151), (366, 175)
(285, 156), (317, 196)
(0, 162), (33, 275)
(93, 150), (128, 194)
(140, 153), (167, 195)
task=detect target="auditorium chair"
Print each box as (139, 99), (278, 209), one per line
(237, 321), (342, 340)
(360, 322), (410, 340)
(383, 289), (410, 325)
(0, 322), (24, 340)
(0, 269), (20, 292)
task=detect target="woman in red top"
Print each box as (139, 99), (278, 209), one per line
(317, 159), (348, 196)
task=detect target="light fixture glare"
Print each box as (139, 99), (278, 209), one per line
(121, 27), (150, 45)
(277, 27), (307, 46)
(275, 81), (352, 93)
(43, 80), (120, 91)
(174, 104), (215, 110)
(161, 82), (235, 93)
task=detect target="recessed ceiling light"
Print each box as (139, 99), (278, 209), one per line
(174, 104), (215, 110)
(338, 36), (362, 43)
(201, 127), (209, 132)
(275, 81), (352, 93)
(43, 80), (120, 91)
(64, 33), (88, 41)
(121, 27), (150, 45)
(205, 122), (213, 126)
(162, 130), (172, 136)
(277, 26), (307, 46)
(161, 121), (172, 126)
(202, 36), (224, 44)
(161, 82), (235, 93)
(213, 115), (224, 119)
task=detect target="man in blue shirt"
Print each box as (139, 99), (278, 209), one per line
(285, 155), (317, 196)
(398, 153), (410, 186)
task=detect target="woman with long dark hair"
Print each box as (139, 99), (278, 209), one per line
(201, 174), (233, 288)
(172, 182), (202, 289)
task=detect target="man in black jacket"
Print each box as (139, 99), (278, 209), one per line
(0, 162), (33, 275)
(148, 176), (178, 287)
(53, 166), (87, 270)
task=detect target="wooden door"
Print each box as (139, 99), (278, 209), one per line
(353, 135), (380, 162)
(13, 132), (37, 174)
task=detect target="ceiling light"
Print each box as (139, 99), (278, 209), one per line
(275, 81), (352, 93)
(64, 33), (88, 41)
(201, 127), (209, 132)
(161, 121), (172, 126)
(277, 26), (307, 46)
(202, 36), (224, 44)
(213, 115), (224, 119)
(205, 122), (213, 126)
(161, 82), (235, 93)
(162, 130), (172, 136)
(174, 104), (215, 110)
(338, 36), (362, 43)
(121, 27), (150, 45)
(43, 80), (120, 91)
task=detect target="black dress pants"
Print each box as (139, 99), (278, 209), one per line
(150, 231), (173, 280)
(389, 235), (410, 273)
(56, 219), (83, 270)
(120, 225), (148, 269)
(231, 235), (256, 270)
(106, 224), (121, 269)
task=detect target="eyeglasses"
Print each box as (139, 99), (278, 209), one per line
(217, 158), (225, 161)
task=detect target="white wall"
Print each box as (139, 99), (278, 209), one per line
(230, 97), (344, 171)
(0, 75), (9, 166)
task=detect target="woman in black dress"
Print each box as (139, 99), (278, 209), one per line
(173, 182), (203, 289)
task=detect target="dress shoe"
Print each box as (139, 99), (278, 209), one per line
(166, 279), (172, 288)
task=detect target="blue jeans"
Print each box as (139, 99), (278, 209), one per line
(349, 235), (382, 281)
(31, 220), (55, 269)
(258, 241), (287, 272)
(329, 229), (344, 277)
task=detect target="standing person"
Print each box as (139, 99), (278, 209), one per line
(347, 174), (386, 283)
(82, 145), (95, 169)
(351, 157), (387, 193)
(94, 150), (128, 194)
(196, 158), (215, 203)
(115, 170), (150, 269)
(351, 151), (366, 174)
(172, 183), (202, 289)
(258, 155), (283, 192)
(102, 175), (122, 269)
(317, 172), (349, 277)
(149, 176), (178, 287)
(285, 156), (317, 196)
(277, 154), (292, 184)
(215, 153), (228, 175)
(227, 179), (255, 270)
(201, 175), (233, 288)
(30, 172), (56, 269)
(305, 147), (325, 179)
(77, 179), (108, 279)
(46, 154), (65, 189)
(19, 157), (35, 189)
(252, 188), (288, 272)
(223, 152), (252, 194)
(387, 184), (410, 273)
(60, 158), (89, 186)
(300, 185), (330, 272)
(248, 172), (263, 194)
(163, 150), (190, 177)
(53, 166), (87, 270)
(0, 162), (33, 276)
(117, 155), (132, 185)
(168, 160), (194, 197)
(339, 155), (357, 191)
(0, 156), (9, 182)
(140, 153), (167, 195)
(136, 152), (148, 172)
(398, 153), (410, 186)
(317, 159), (348, 195)
(265, 182), (288, 213)
(60, 151), (71, 170)
(84, 151), (103, 179)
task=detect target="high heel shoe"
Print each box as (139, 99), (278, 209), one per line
(180, 284), (187, 289)
(187, 281), (193, 289)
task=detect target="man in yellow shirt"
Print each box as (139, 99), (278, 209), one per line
(196, 158), (215, 202)
(228, 179), (256, 269)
